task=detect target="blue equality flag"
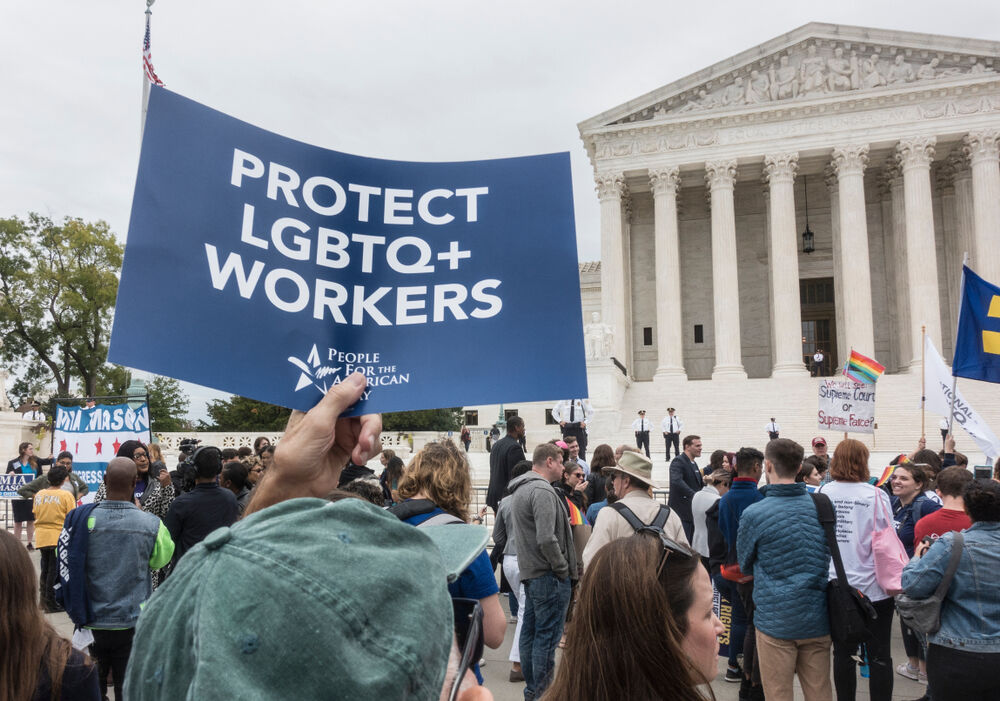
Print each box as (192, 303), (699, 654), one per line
(953, 265), (1000, 384)
(109, 87), (588, 415)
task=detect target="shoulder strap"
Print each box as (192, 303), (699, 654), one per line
(933, 531), (965, 599)
(810, 492), (850, 589)
(609, 501), (671, 533)
(609, 502), (646, 532)
(418, 512), (465, 527)
(649, 504), (672, 531)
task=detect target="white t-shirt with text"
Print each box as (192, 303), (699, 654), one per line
(816, 480), (894, 601)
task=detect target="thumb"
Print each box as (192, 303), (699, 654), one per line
(303, 372), (368, 429)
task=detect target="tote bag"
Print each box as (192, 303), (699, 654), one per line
(872, 490), (908, 593)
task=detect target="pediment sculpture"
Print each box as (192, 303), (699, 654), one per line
(637, 42), (995, 122)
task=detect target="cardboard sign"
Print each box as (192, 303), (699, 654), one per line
(818, 379), (875, 434)
(53, 404), (152, 495)
(109, 87), (588, 414)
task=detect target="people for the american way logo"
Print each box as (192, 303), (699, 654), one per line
(288, 344), (411, 397)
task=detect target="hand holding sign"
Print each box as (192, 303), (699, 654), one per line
(245, 372), (382, 515)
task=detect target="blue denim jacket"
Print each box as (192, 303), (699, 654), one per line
(901, 522), (1000, 652)
(86, 500), (165, 628)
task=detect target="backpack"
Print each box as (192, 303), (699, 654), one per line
(608, 501), (672, 535)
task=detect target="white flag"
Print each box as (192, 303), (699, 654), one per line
(924, 336), (1000, 460)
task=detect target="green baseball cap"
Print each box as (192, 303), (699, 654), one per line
(124, 497), (488, 700)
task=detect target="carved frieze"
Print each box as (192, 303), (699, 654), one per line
(615, 39), (998, 123)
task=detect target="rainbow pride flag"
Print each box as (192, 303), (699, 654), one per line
(565, 498), (587, 526)
(843, 350), (885, 385)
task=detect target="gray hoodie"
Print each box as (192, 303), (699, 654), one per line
(507, 471), (578, 581)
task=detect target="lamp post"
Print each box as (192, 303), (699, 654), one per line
(801, 174), (815, 254)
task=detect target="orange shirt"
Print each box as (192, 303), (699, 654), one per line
(32, 487), (77, 548)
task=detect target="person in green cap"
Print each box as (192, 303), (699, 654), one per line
(124, 372), (493, 701)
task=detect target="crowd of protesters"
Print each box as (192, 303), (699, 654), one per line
(3, 379), (1000, 701)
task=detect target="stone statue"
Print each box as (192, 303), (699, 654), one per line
(800, 45), (827, 95)
(722, 77), (746, 107)
(771, 55), (799, 100)
(676, 89), (721, 113)
(861, 53), (886, 89)
(745, 69), (770, 104)
(917, 57), (939, 81)
(584, 312), (614, 360)
(0, 368), (9, 411)
(826, 47), (857, 91)
(887, 54), (915, 85)
(969, 60), (994, 75)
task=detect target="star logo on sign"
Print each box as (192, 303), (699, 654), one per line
(94, 438), (103, 455)
(113, 438), (122, 455)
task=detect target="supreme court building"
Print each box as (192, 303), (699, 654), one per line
(467, 23), (1000, 453)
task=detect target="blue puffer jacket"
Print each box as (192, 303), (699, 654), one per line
(737, 482), (831, 640)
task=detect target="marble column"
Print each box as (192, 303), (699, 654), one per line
(897, 137), (942, 366)
(764, 153), (808, 375)
(831, 144), (875, 356)
(825, 167), (848, 365)
(705, 160), (747, 379)
(950, 150), (976, 269)
(597, 173), (629, 365)
(964, 130), (1000, 284)
(885, 161), (912, 372)
(650, 167), (686, 379)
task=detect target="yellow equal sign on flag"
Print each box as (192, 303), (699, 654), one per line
(984, 295), (1000, 356)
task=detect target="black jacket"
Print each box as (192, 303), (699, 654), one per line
(163, 483), (238, 562)
(486, 435), (525, 510)
(668, 454), (703, 523)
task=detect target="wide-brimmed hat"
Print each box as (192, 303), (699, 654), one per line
(602, 451), (665, 489)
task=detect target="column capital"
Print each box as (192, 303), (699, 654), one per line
(948, 149), (972, 180)
(963, 130), (1000, 165)
(595, 172), (626, 201)
(897, 136), (937, 171)
(763, 152), (799, 184)
(649, 166), (681, 196)
(823, 164), (838, 192)
(831, 144), (870, 176)
(705, 159), (738, 190)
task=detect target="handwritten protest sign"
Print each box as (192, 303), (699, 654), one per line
(108, 87), (587, 415)
(53, 404), (151, 495)
(818, 379), (875, 434)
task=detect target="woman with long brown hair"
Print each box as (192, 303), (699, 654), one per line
(0, 529), (99, 700)
(390, 440), (506, 685)
(543, 533), (722, 701)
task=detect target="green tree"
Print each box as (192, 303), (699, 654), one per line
(94, 365), (191, 432)
(201, 396), (292, 431)
(381, 408), (463, 432)
(0, 214), (123, 397)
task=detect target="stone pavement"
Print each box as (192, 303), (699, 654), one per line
(22, 535), (928, 700)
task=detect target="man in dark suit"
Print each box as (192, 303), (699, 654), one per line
(668, 434), (704, 542)
(486, 416), (526, 512)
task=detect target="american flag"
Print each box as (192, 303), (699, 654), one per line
(143, 13), (164, 86)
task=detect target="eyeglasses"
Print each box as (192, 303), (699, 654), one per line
(449, 598), (484, 701)
(637, 529), (695, 579)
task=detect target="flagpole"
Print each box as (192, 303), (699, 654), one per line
(921, 325), (927, 440)
(947, 253), (970, 440)
(141, 0), (156, 138)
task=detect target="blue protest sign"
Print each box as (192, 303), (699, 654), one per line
(0, 474), (31, 499)
(109, 87), (588, 414)
(53, 404), (152, 495)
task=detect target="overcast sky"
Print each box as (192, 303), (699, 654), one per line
(3, 1), (998, 420)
